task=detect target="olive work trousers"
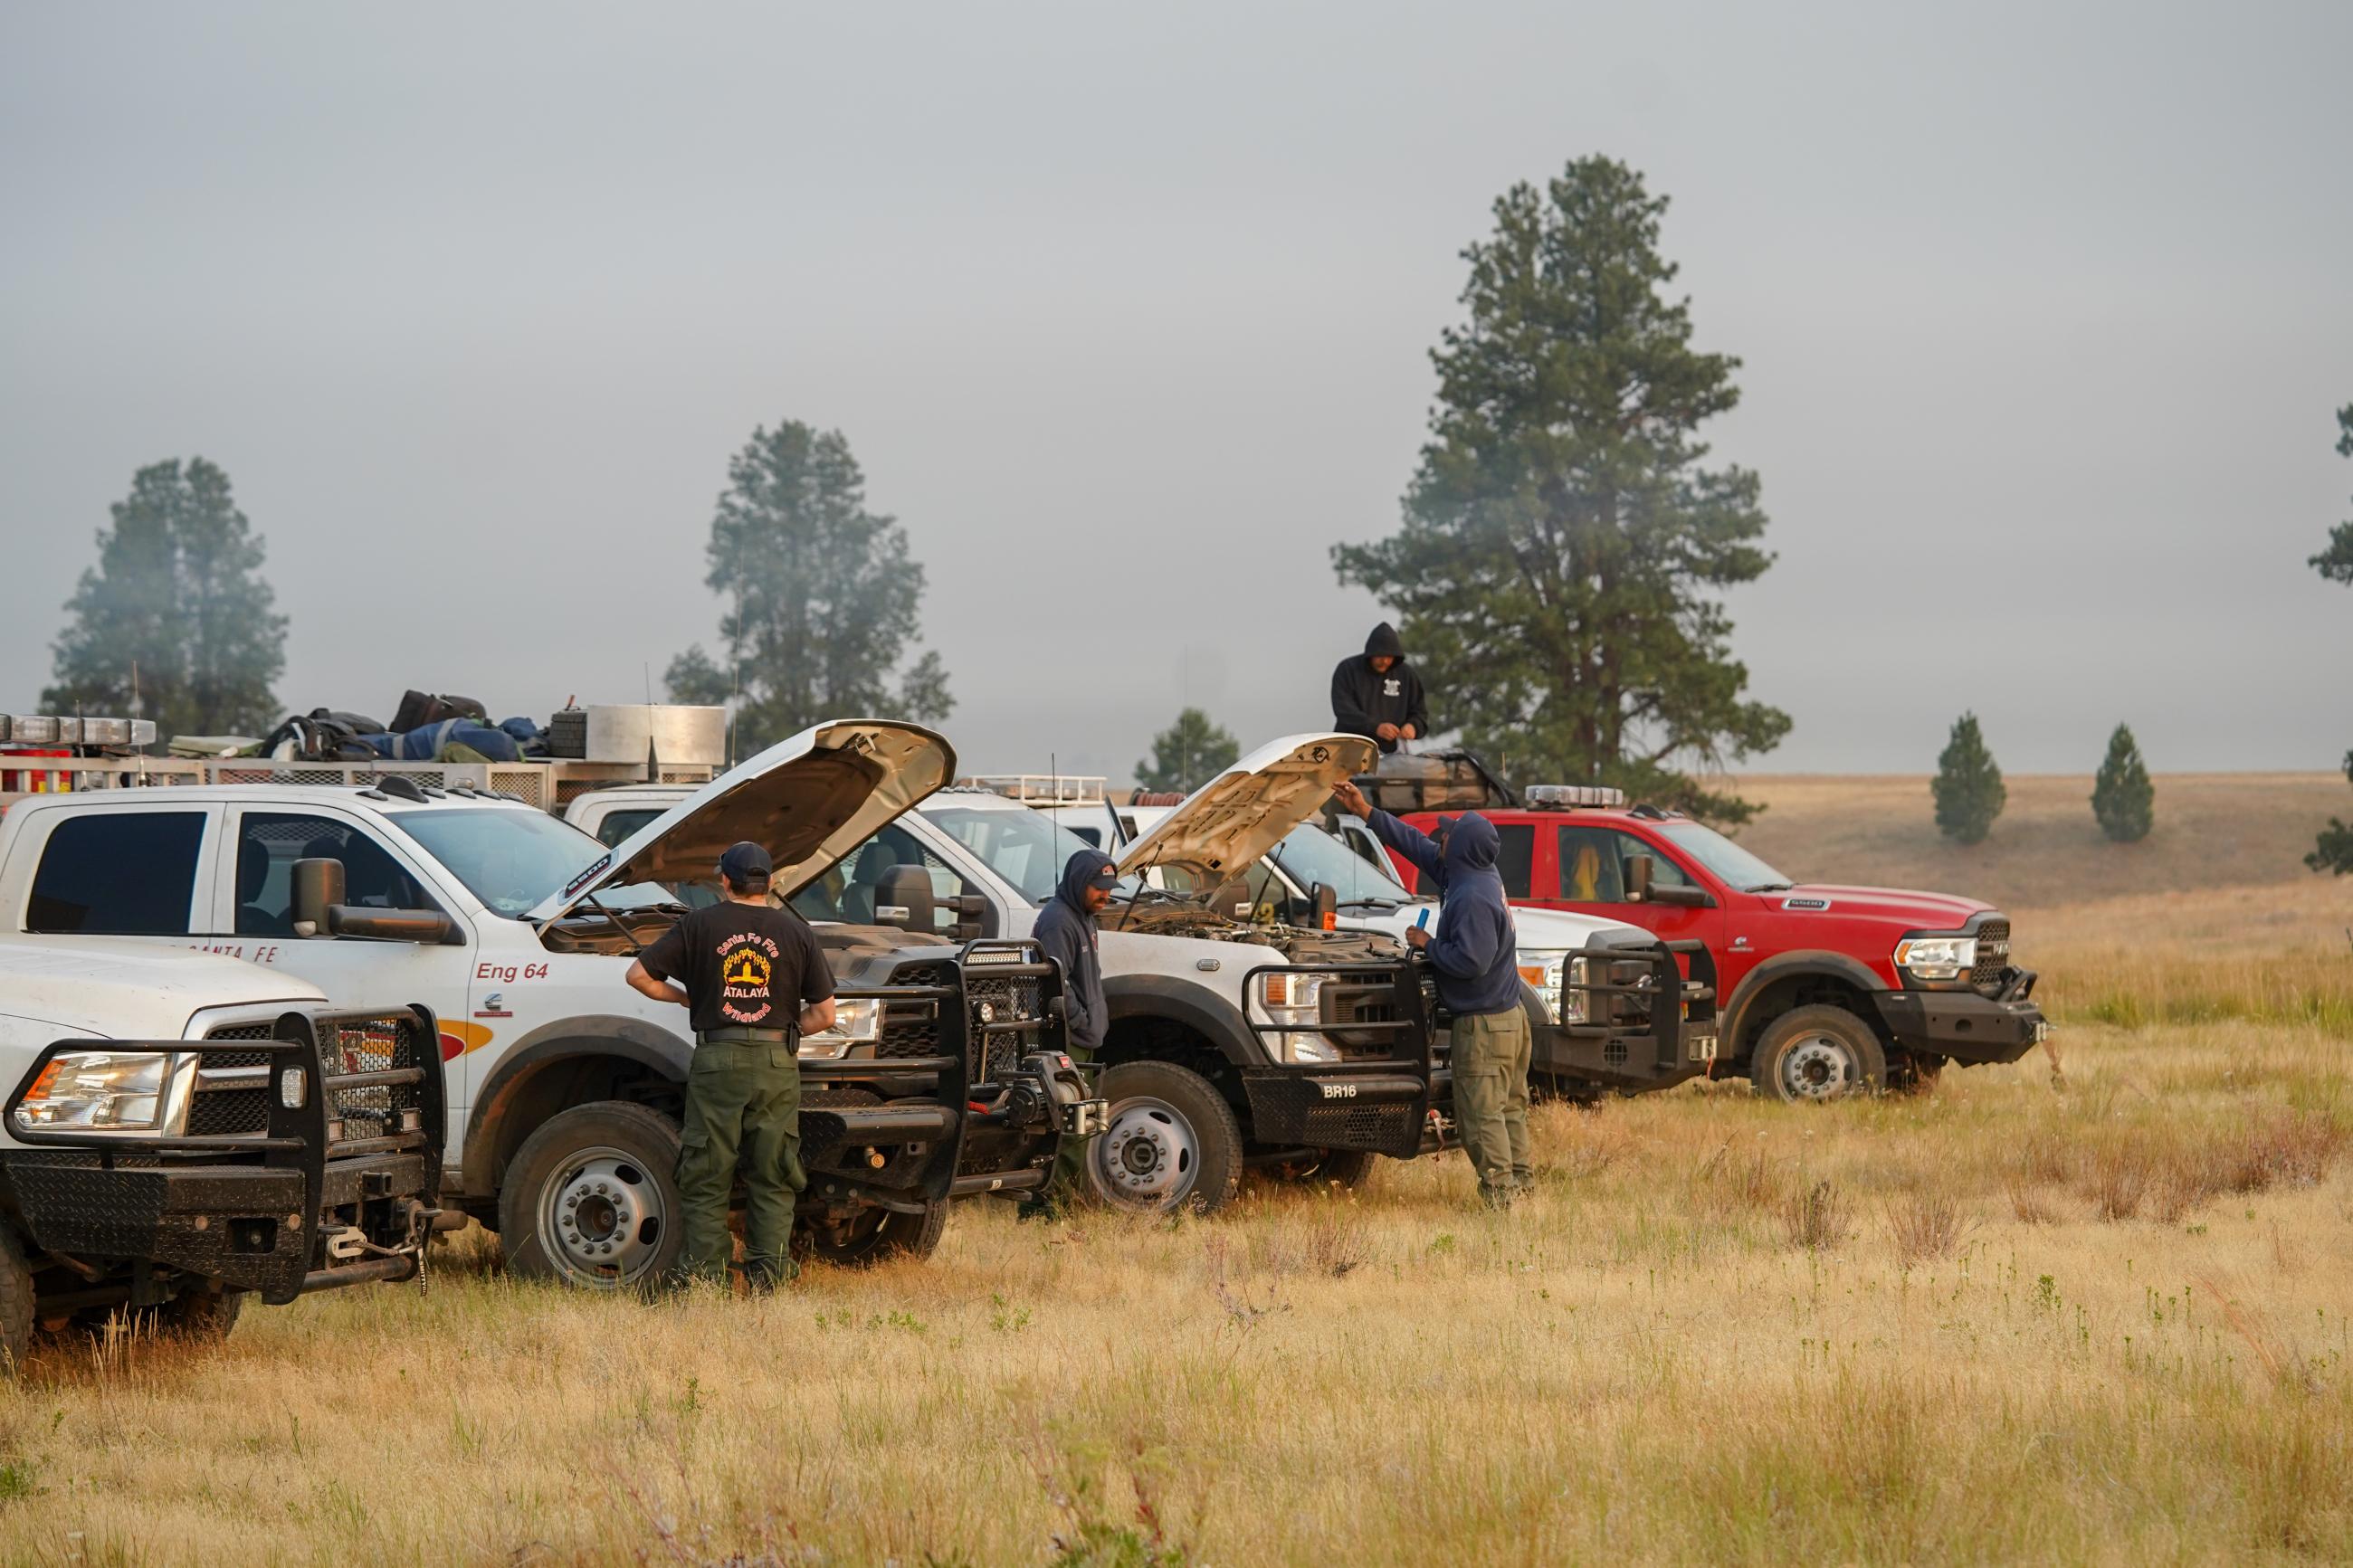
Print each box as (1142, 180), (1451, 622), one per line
(1452, 1009), (1532, 1207)
(675, 1040), (805, 1284)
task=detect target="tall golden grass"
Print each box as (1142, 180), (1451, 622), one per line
(4, 774), (2349, 1564)
(2, 1015), (2348, 1565)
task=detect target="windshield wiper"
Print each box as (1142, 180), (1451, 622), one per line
(1745, 881), (1795, 893)
(1338, 897), (1403, 910)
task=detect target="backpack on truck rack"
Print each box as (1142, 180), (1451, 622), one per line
(1353, 748), (1517, 813)
(389, 690), (491, 733)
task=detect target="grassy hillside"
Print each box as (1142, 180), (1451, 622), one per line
(1728, 771), (2353, 914)
(1729, 772), (2353, 1032)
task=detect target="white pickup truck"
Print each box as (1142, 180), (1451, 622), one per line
(568, 733), (1698, 1212)
(0, 938), (443, 1360)
(0, 720), (1091, 1290)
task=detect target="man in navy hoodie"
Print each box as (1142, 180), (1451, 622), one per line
(1030, 848), (1117, 1210)
(1333, 780), (1529, 1208)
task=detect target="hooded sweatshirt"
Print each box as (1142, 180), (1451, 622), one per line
(1031, 848), (1115, 1055)
(1330, 622), (1430, 755)
(1362, 809), (1521, 1016)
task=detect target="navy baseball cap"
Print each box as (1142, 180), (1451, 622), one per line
(719, 841), (774, 880)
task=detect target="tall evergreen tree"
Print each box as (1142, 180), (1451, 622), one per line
(1334, 155), (1788, 824)
(2308, 403), (2353, 584)
(2307, 752), (2353, 876)
(1134, 708), (1240, 794)
(2308, 404), (2353, 873)
(43, 457), (287, 736)
(2090, 723), (2154, 843)
(666, 421), (952, 754)
(1932, 712), (2005, 845)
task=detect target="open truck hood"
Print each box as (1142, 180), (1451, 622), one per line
(527, 719), (956, 924)
(1116, 733), (1377, 889)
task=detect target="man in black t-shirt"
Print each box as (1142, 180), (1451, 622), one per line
(627, 841), (835, 1288)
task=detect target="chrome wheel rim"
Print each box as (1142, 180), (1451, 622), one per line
(537, 1145), (668, 1288)
(1781, 1037), (1855, 1100)
(1091, 1096), (1199, 1211)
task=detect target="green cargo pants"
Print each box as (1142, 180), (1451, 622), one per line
(675, 1038), (805, 1285)
(1452, 1009), (1532, 1208)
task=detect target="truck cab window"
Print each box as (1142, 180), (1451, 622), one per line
(27, 812), (206, 935)
(798, 824), (970, 934)
(1556, 827), (1696, 903)
(236, 813), (441, 935)
(1493, 823), (1535, 899)
(591, 809), (663, 849)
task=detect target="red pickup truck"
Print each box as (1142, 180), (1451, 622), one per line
(1377, 786), (2050, 1100)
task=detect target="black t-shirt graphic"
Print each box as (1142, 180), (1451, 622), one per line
(639, 901), (834, 1037)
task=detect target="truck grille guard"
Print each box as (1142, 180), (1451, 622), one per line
(1, 1006), (446, 1305)
(1238, 960), (1437, 1159)
(798, 939), (1097, 1215)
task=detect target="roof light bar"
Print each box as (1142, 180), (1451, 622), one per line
(1524, 784), (1626, 810)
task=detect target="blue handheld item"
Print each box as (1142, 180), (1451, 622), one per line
(1415, 908), (1430, 931)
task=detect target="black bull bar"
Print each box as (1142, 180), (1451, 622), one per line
(1237, 942), (1708, 1155)
(794, 938), (1087, 1215)
(0, 1008), (445, 1307)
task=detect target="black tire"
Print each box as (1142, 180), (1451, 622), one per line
(0, 1229), (32, 1371)
(800, 1198), (949, 1268)
(499, 1101), (684, 1290)
(1253, 1147), (1377, 1191)
(157, 1283), (246, 1342)
(1888, 1050), (1947, 1096)
(1748, 1006), (1887, 1104)
(1085, 1060), (1244, 1214)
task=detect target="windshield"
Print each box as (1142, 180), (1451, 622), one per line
(922, 803), (1135, 907)
(1268, 823), (1415, 907)
(389, 809), (672, 917)
(1660, 821), (1792, 892)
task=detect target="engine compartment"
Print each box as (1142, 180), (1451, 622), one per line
(1099, 893), (1404, 963)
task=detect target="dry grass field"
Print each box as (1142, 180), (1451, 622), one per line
(3, 774), (2350, 1567)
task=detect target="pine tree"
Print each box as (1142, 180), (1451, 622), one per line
(1332, 156), (1787, 825)
(2308, 750), (2353, 876)
(43, 458), (287, 737)
(1932, 713), (2005, 845)
(2090, 724), (2154, 842)
(1135, 708), (1240, 794)
(2308, 403), (2353, 584)
(2308, 404), (2353, 872)
(666, 421), (951, 753)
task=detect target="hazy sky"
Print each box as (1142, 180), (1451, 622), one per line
(4, 3), (2348, 786)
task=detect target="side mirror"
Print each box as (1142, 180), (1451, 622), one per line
(291, 858), (346, 936)
(874, 865), (937, 936)
(1310, 881), (1338, 932)
(1624, 853), (1711, 909)
(329, 907), (461, 944)
(949, 892), (989, 942)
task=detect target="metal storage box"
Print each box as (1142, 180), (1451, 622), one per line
(581, 705), (726, 766)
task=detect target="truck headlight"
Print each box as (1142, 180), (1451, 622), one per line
(1514, 953), (1587, 1025)
(1258, 973), (1341, 1063)
(1893, 936), (1977, 984)
(14, 1051), (176, 1132)
(800, 998), (883, 1060)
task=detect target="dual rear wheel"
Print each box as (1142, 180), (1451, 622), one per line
(1082, 1060), (1372, 1213)
(498, 1100), (946, 1289)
